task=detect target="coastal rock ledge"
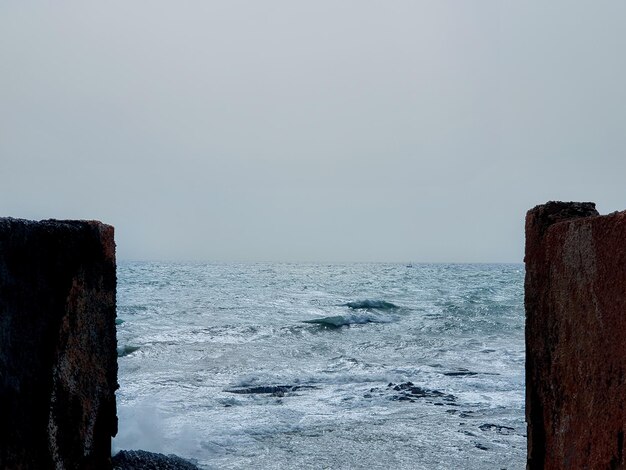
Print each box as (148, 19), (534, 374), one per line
(112, 450), (200, 470)
(525, 202), (626, 469)
(0, 218), (117, 469)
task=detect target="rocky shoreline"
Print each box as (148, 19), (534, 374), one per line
(112, 450), (200, 470)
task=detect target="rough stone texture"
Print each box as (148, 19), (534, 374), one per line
(525, 201), (626, 469)
(112, 450), (200, 470)
(0, 218), (117, 470)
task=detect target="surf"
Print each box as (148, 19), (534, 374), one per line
(342, 299), (399, 310)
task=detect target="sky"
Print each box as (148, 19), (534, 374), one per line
(1, 1), (625, 263)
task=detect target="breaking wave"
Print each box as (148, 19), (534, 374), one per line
(303, 313), (392, 328)
(343, 300), (399, 310)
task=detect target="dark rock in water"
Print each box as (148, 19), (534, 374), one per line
(367, 382), (456, 404)
(397, 396), (414, 402)
(443, 369), (480, 377)
(0, 218), (117, 469)
(388, 382), (455, 402)
(225, 384), (316, 395)
(525, 202), (626, 469)
(112, 450), (199, 470)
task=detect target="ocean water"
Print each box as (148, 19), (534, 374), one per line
(113, 262), (526, 469)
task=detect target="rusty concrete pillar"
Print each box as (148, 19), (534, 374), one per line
(525, 201), (626, 469)
(0, 218), (117, 470)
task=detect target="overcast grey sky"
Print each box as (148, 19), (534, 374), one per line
(1, 1), (625, 262)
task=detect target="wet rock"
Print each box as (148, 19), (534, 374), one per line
(525, 202), (626, 469)
(386, 382), (456, 403)
(112, 450), (199, 470)
(362, 382), (457, 406)
(443, 369), (480, 377)
(0, 218), (117, 469)
(225, 384), (316, 395)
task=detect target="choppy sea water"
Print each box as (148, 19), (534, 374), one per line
(113, 262), (526, 469)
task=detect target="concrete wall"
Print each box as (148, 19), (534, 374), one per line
(0, 218), (117, 470)
(525, 202), (626, 469)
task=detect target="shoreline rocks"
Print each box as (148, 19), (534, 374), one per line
(112, 450), (200, 470)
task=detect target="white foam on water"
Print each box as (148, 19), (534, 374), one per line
(115, 262), (526, 469)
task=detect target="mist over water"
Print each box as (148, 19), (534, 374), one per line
(114, 262), (525, 469)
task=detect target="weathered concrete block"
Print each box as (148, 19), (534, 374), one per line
(0, 218), (117, 469)
(525, 202), (626, 469)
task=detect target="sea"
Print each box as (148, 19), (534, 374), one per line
(113, 262), (526, 469)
